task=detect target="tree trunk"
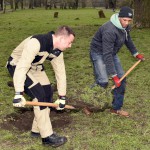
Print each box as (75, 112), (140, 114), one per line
(74, 0), (78, 9)
(104, 0), (109, 9)
(64, 2), (67, 9)
(0, 0), (3, 10)
(29, 0), (34, 9)
(53, 0), (57, 8)
(15, 0), (19, 10)
(134, 0), (150, 28)
(20, 0), (24, 9)
(91, 0), (96, 8)
(45, 0), (48, 9)
(81, 0), (86, 8)
(3, 0), (6, 13)
(10, 0), (13, 9)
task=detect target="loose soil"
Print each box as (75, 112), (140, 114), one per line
(2, 81), (108, 132)
(0, 100), (108, 132)
(0, 107), (72, 132)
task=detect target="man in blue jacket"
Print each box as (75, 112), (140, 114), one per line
(90, 6), (144, 117)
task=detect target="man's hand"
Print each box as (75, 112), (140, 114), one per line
(13, 92), (26, 107)
(112, 75), (121, 88)
(54, 96), (66, 110)
(135, 53), (145, 61)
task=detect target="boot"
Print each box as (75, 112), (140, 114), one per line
(110, 109), (129, 117)
(42, 133), (67, 147)
(31, 131), (40, 138)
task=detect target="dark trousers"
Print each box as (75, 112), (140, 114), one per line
(7, 58), (53, 110)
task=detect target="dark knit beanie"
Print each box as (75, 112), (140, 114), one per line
(119, 6), (133, 18)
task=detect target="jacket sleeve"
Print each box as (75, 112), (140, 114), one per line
(125, 30), (138, 55)
(13, 38), (40, 92)
(102, 31), (117, 76)
(50, 53), (66, 96)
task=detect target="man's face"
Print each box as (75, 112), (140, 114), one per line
(119, 17), (132, 28)
(58, 34), (75, 51)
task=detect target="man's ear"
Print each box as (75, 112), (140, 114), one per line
(58, 36), (64, 42)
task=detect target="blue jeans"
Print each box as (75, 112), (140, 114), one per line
(90, 52), (126, 110)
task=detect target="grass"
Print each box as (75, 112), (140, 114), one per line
(0, 8), (150, 150)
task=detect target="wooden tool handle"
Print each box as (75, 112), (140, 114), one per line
(112, 60), (141, 90)
(25, 101), (75, 109)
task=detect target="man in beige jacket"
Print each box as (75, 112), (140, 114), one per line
(6, 26), (75, 147)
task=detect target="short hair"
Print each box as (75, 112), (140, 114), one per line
(55, 25), (75, 37)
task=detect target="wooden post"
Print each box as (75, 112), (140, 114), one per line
(98, 10), (106, 18)
(54, 12), (58, 18)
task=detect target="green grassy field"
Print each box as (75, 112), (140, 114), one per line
(0, 8), (150, 150)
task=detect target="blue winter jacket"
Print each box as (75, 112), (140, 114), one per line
(90, 14), (138, 76)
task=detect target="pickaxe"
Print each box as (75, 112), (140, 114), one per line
(18, 60), (142, 114)
(25, 101), (75, 109)
(25, 101), (94, 115)
(112, 60), (141, 90)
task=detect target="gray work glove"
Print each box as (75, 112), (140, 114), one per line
(13, 92), (26, 107)
(54, 96), (66, 110)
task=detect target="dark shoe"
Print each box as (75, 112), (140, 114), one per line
(110, 109), (129, 117)
(31, 131), (40, 137)
(42, 133), (67, 147)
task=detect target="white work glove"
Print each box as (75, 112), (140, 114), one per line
(13, 92), (26, 107)
(54, 96), (66, 110)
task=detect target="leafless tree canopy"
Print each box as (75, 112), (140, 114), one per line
(0, 0), (106, 10)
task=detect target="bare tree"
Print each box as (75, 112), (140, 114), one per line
(20, 0), (23, 9)
(29, 0), (34, 9)
(74, 0), (78, 8)
(0, 0), (3, 10)
(81, 0), (86, 8)
(104, 0), (109, 9)
(10, 0), (14, 9)
(134, 0), (150, 27)
(3, 0), (6, 13)
(108, 0), (116, 12)
(91, 0), (96, 8)
(60, 0), (67, 9)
